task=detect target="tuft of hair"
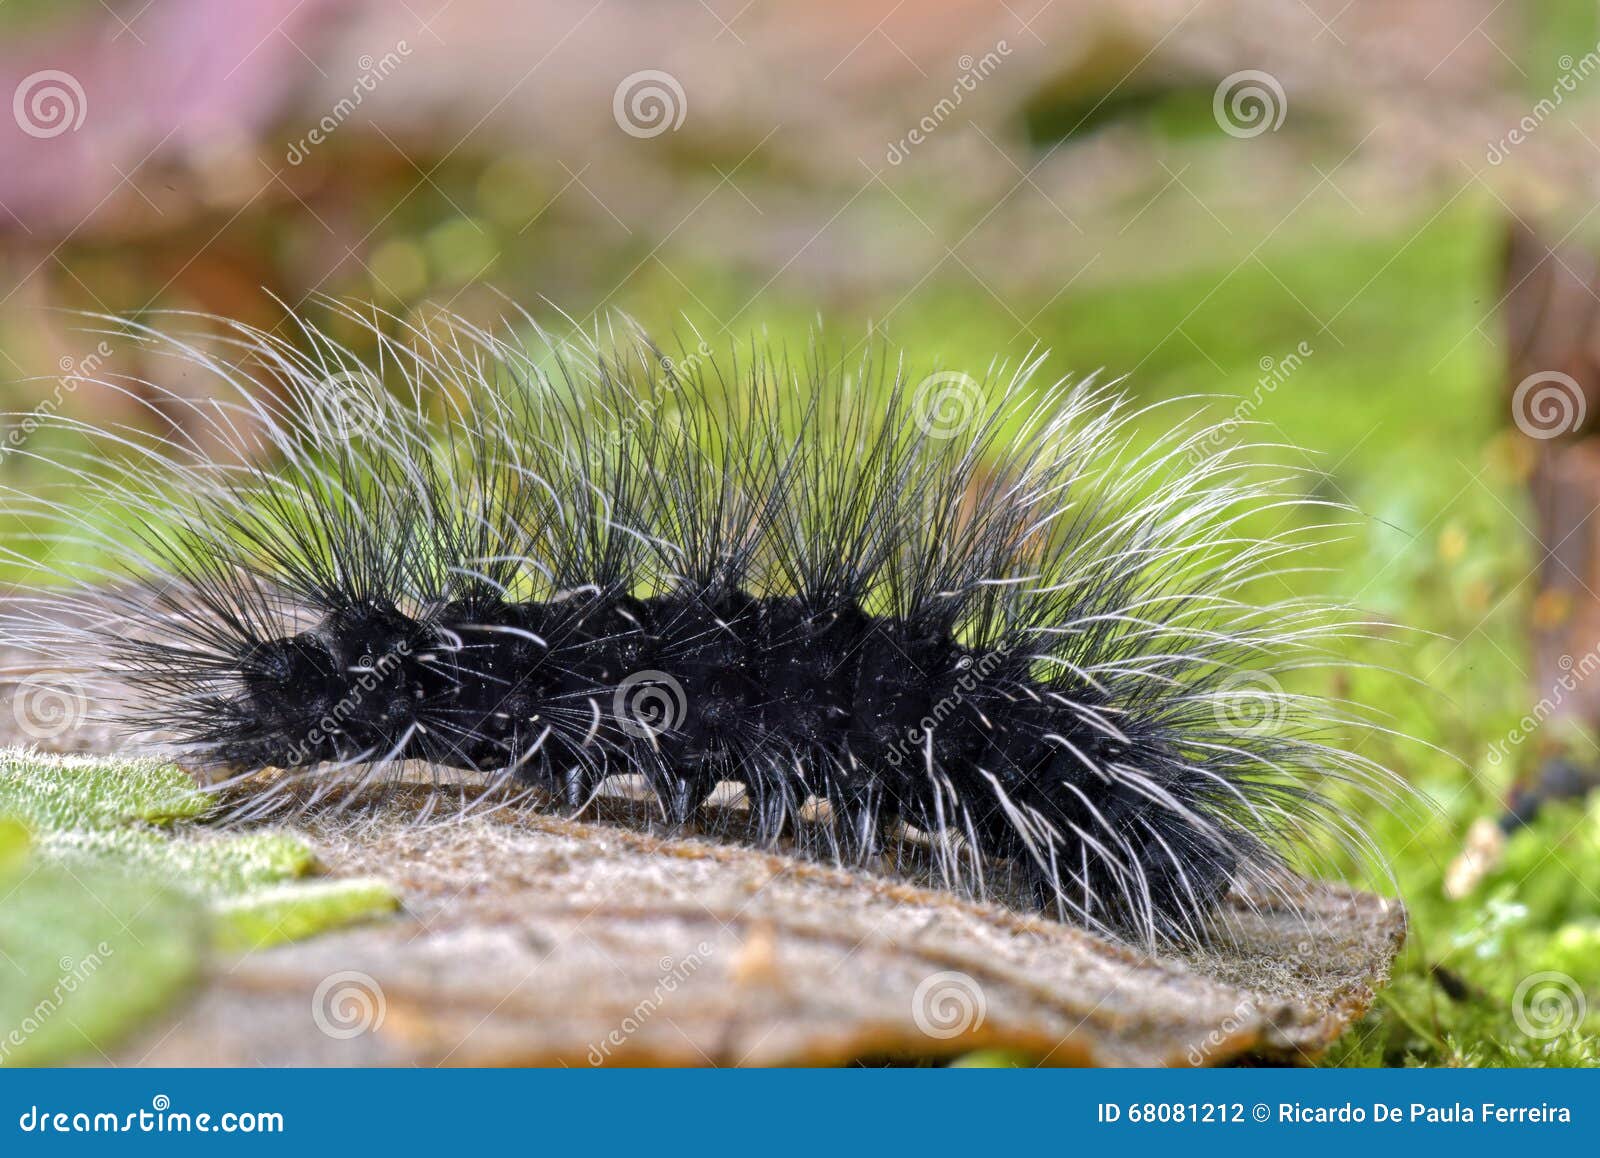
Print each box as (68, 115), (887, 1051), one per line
(0, 302), (1407, 948)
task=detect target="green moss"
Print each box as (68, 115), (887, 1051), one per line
(36, 827), (320, 897)
(213, 878), (400, 952)
(948, 1049), (1028, 1068)
(0, 750), (400, 1063)
(0, 816), (28, 873)
(0, 855), (202, 1067)
(0, 750), (208, 830)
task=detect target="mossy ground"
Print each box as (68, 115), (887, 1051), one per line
(0, 751), (398, 1065)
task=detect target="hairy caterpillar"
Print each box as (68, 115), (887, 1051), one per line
(0, 304), (1398, 947)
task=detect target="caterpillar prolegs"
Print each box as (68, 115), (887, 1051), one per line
(0, 305), (1398, 946)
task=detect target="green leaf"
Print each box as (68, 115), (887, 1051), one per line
(0, 750), (402, 1063)
(0, 855), (203, 1067)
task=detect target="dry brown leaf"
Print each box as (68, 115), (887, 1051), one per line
(114, 794), (1403, 1067)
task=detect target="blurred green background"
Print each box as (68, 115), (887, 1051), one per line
(2, 0), (1599, 1066)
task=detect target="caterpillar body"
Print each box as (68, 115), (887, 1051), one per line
(1, 305), (1396, 946)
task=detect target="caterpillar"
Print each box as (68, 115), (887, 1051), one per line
(0, 304), (1398, 947)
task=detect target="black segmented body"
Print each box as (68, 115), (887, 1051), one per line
(231, 586), (1239, 921)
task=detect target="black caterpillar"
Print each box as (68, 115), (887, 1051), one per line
(0, 305), (1394, 945)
